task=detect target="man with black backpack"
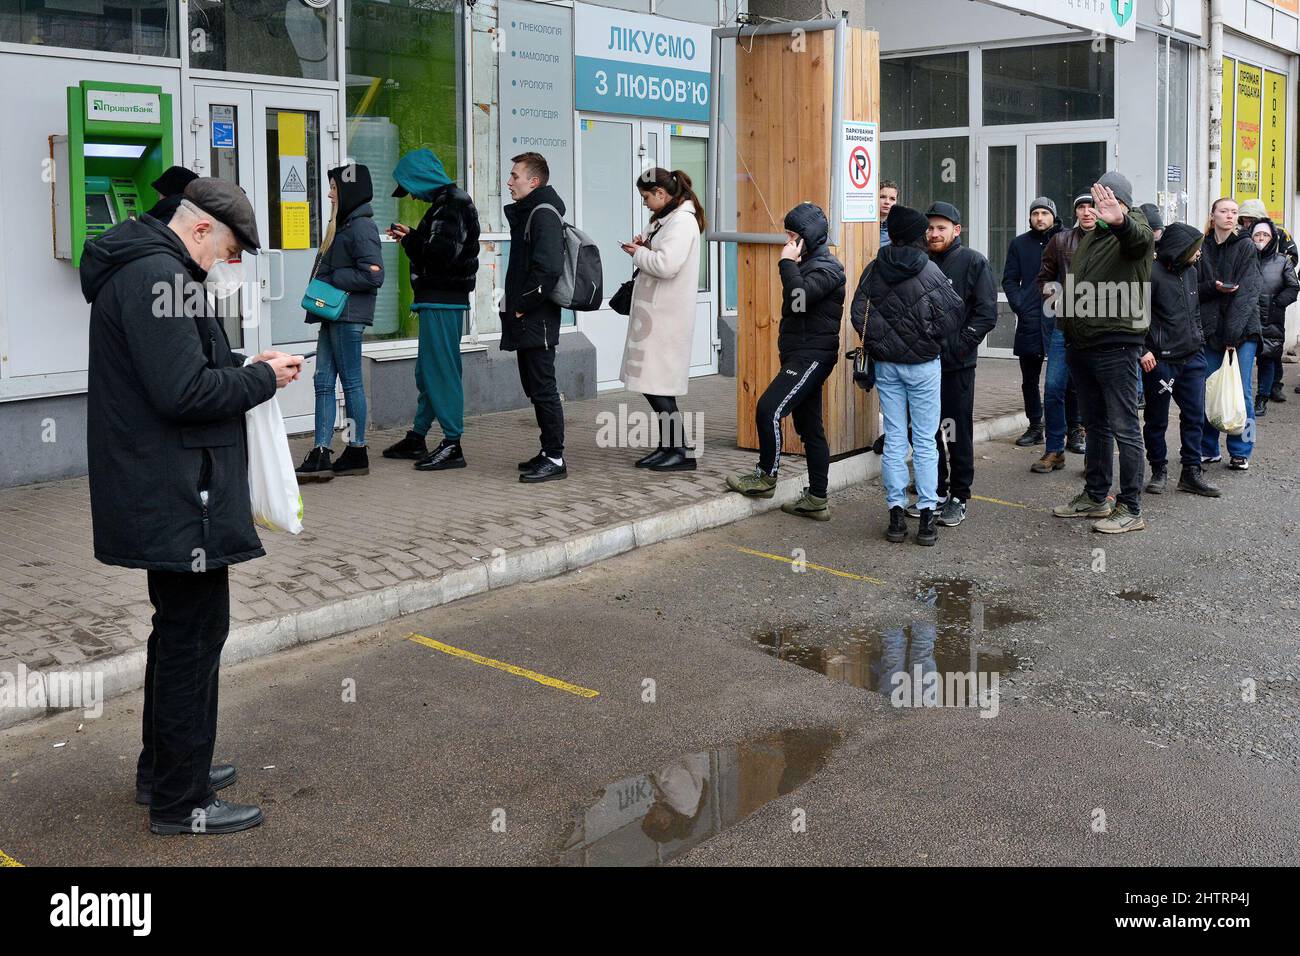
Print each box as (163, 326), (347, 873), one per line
(503, 152), (569, 483)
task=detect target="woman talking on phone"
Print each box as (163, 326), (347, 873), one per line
(1197, 197), (1263, 470)
(618, 167), (706, 472)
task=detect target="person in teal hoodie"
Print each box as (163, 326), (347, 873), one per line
(382, 148), (482, 471)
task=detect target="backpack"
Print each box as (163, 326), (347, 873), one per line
(524, 203), (604, 311)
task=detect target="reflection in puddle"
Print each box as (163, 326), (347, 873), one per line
(1117, 589), (1158, 603)
(559, 728), (839, 867)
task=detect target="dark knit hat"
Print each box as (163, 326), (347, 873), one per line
(1096, 171), (1134, 209)
(1029, 196), (1058, 218)
(1073, 192), (1094, 209)
(1139, 203), (1164, 232)
(885, 204), (928, 245)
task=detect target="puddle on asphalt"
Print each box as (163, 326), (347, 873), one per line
(559, 727), (839, 867)
(1116, 589), (1158, 603)
(750, 578), (1033, 703)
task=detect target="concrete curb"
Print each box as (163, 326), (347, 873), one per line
(1, 410), (1028, 733)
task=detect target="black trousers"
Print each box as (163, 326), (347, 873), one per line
(136, 567), (230, 819)
(756, 355), (835, 498)
(1019, 353), (1044, 426)
(645, 393), (687, 450)
(935, 366), (976, 501)
(516, 345), (565, 458)
(1068, 344), (1144, 513)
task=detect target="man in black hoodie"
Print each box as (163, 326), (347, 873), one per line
(726, 203), (846, 521)
(924, 202), (998, 527)
(1141, 223), (1220, 498)
(82, 178), (301, 835)
(501, 152), (568, 482)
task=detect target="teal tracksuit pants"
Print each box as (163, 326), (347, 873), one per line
(412, 305), (466, 442)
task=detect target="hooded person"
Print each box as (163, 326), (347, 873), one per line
(144, 165), (200, 224)
(849, 203), (964, 545)
(294, 163), (384, 482)
(1140, 222), (1220, 498)
(379, 148), (482, 472)
(1003, 196), (1064, 447)
(726, 203), (846, 521)
(82, 178), (302, 836)
(1238, 197), (1299, 268)
(1249, 218), (1299, 416)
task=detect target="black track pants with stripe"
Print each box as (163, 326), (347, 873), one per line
(755, 354), (836, 498)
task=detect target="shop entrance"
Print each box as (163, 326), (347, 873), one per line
(978, 130), (1115, 358)
(187, 84), (341, 434)
(575, 115), (718, 390)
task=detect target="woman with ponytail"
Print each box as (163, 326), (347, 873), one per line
(618, 167), (706, 471)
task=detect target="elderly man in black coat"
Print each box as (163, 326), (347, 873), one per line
(82, 178), (301, 835)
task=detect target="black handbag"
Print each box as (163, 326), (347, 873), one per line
(847, 346), (875, 392)
(610, 225), (656, 315)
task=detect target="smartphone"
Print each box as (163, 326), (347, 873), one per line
(299, 351), (317, 360)
(1219, 282), (1239, 292)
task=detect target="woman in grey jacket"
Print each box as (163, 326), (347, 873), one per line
(296, 163), (384, 481)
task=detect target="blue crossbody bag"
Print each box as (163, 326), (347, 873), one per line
(301, 250), (348, 321)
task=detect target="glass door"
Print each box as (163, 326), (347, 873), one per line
(978, 135), (1023, 358)
(665, 123), (718, 377)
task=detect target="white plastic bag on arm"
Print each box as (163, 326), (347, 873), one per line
(1205, 347), (1248, 436)
(243, 357), (303, 534)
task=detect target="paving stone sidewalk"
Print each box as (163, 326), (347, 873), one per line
(0, 359), (1025, 676)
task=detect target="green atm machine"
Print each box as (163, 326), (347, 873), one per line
(52, 81), (173, 267)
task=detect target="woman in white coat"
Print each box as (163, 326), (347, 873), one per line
(619, 167), (706, 472)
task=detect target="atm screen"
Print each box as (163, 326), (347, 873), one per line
(85, 193), (116, 229)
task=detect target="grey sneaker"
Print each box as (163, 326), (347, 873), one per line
(1052, 491), (1116, 519)
(905, 499), (922, 519)
(726, 468), (777, 498)
(1092, 502), (1146, 534)
(937, 496), (966, 527)
(781, 487), (830, 521)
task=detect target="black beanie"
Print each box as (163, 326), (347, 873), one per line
(151, 165), (198, 197)
(886, 205), (928, 245)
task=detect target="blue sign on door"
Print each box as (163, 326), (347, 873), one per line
(211, 122), (235, 149)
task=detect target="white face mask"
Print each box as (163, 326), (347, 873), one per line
(205, 259), (244, 310)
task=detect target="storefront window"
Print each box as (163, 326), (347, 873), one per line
(881, 136), (969, 226)
(346, 0), (463, 342)
(983, 41), (1114, 126)
(1157, 37), (1190, 224)
(882, 53), (968, 131)
(0, 0), (176, 57)
(189, 0), (337, 81)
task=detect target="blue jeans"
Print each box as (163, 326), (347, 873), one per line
(1043, 328), (1071, 453)
(313, 321), (367, 448)
(876, 359), (942, 510)
(1201, 341), (1257, 459)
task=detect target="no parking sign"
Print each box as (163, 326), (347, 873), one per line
(842, 121), (878, 223)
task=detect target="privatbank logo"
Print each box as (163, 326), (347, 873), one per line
(1111, 0), (1134, 27)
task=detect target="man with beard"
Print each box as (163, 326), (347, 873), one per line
(921, 202), (998, 528)
(1002, 197), (1064, 447)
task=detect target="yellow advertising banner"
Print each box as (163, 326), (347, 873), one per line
(277, 111), (310, 251)
(1221, 58), (1235, 200)
(1274, 0), (1299, 15)
(1261, 70), (1287, 225)
(1234, 63), (1262, 201)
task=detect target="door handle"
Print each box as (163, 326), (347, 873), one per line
(260, 249), (285, 302)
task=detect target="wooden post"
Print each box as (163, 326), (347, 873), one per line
(734, 27), (880, 456)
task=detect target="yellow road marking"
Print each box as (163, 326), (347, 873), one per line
(970, 494), (1050, 513)
(733, 547), (887, 586)
(406, 634), (599, 699)
(0, 849), (23, 867)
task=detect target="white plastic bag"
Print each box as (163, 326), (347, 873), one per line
(1205, 347), (1248, 436)
(243, 359), (303, 534)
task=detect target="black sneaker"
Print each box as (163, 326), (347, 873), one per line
(1015, 424), (1045, 446)
(415, 439), (466, 471)
(382, 430), (428, 460)
(1066, 426), (1086, 455)
(915, 508), (938, 546)
(937, 496), (966, 527)
(1201, 453), (1222, 465)
(1145, 465), (1167, 494)
(1254, 398), (1267, 417)
(1228, 456), (1250, 471)
(518, 452), (546, 471)
(635, 448), (669, 468)
(150, 798), (264, 836)
(295, 446), (334, 482)
(905, 500), (921, 519)
(1271, 384), (1287, 403)
(520, 458), (568, 483)
(886, 506), (907, 543)
(332, 444), (369, 476)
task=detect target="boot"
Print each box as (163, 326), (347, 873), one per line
(1177, 465), (1222, 498)
(1015, 423), (1045, 446)
(1144, 464), (1167, 494)
(1031, 451), (1065, 473)
(1254, 396), (1267, 417)
(382, 430), (428, 460)
(886, 506), (907, 543)
(415, 439), (466, 471)
(1066, 426), (1086, 455)
(915, 508), (938, 546)
(331, 444), (369, 477)
(295, 446), (334, 482)
(648, 447), (696, 472)
(1271, 382), (1287, 402)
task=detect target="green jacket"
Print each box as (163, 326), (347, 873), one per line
(1061, 208), (1155, 348)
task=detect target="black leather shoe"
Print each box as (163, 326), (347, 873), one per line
(382, 431), (428, 460)
(1145, 465), (1167, 495)
(331, 444), (369, 476)
(1177, 466), (1222, 497)
(1015, 424), (1045, 446)
(150, 798), (263, 835)
(520, 459), (568, 483)
(518, 452), (546, 471)
(414, 440), (466, 471)
(635, 448), (669, 468)
(1066, 426), (1086, 454)
(137, 764), (237, 806)
(886, 506), (907, 543)
(915, 508), (938, 546)
(648, 448), (696, 472)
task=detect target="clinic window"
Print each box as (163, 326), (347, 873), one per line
(0, 0), (176, 57)
(881, 53), (968, 131)
(983, 41), (1114, 126)
(189, 0), (337, 80)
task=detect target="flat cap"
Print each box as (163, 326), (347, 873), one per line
(182, 178), (261, 254)
(925, 201), (962, 225)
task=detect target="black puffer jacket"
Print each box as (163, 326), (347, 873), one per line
(1002, 222), (1062, 355)
(309, 164), (384, 326)
(81, 215), (277, 571)
(1252, 221), (1300, 359)
(777, 203), (846, 361)
(501, 184), (566, 352)
(403, 184), (481, 307)
(1146, 223), (1205, 363)
(1198, 228), (1263, 352)
(930, 238), (998, 370)
(852, 243), (964, 364)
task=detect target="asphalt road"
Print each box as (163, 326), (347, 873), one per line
(2, 390), (1299, 867)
